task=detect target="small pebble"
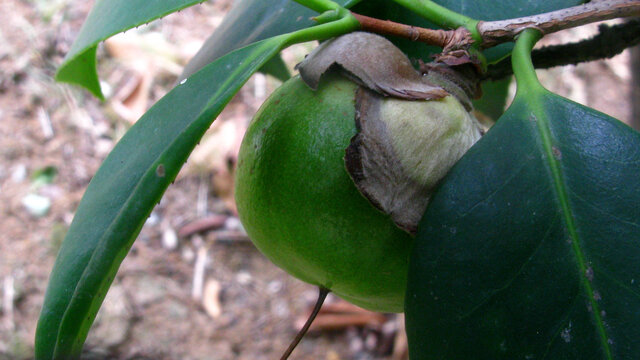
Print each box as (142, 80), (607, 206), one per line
(162, 226), (179, 250)
(12, 164), (27, 183)
(236, 271), (252, 285)
(181, 246), (195, 262)
(22, 193), (51, 217)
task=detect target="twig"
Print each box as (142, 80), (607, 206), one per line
(191, 241), (208, 300)
(178, 215), (228, 238)
(3, 276), (15, 331)
(478, 0), (640, 47)
(484, 19), (640, 81)
(197, 173), (208, 217)
(37, 107), (54, 139)
(352, 13), (472, 49)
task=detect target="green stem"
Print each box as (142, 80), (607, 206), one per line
(284, 10), (360, 46)
(512, 29), (544, 96)
(293, 0), (341, 13)
(390, 0), (480, 40)
(314, 9), (342, 24)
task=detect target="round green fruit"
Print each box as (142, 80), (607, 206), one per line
(235, 74), (414, 313)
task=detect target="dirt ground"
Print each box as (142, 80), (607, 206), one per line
(0, 1), (635, 359)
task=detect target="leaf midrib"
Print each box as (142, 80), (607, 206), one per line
(529, 90), (613, 359)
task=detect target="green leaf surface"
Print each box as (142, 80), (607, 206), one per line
(36, 37), (286, 360)
(179, 0), (361, 81)
(405, 31), (640, 359)
(56, 0), (206, 99)
(437, 0), (585, 21)
(260, 55), (292, 82)
(473, 77), (511, 121)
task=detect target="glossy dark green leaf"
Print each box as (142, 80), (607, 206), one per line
(441, 0), (585, 20)
(56, 0), (206, 98)
(406, 84), (640, 359)
(35, 37), (286, 360)
(179, 0), (362, 81)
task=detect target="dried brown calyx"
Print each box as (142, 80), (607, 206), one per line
(297, 32), (483, 234)
(296, 32), (448, 100)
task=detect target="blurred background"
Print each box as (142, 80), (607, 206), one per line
(0, 1), (637, 359)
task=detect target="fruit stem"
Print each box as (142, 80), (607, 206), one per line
(390, 0), (481, 41)
(351, 12), (473, 49)
(280, 287), (330, 360)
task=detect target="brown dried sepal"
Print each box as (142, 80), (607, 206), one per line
(296, 32), (448, 100)
(345, 87), (482, 234)
(345, 88), (431, 234)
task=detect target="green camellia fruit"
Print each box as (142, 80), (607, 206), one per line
(235, 32), (482, 313)
(235, 74), (413, 312)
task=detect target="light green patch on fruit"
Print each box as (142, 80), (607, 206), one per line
(382, 95), (481, 188)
